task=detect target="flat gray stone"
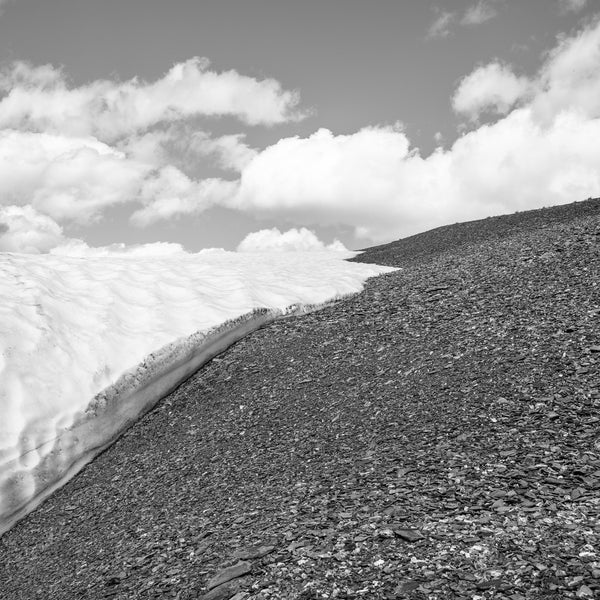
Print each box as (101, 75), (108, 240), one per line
(206, 562), (252, 591)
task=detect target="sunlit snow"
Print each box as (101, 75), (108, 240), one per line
(0, 249), (395, 535)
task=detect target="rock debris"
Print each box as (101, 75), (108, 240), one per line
(1, 198), (599, 599)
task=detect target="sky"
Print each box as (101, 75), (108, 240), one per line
(0, 0), (599, 253)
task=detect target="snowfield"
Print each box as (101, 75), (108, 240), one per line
(0, 250), (395, 535)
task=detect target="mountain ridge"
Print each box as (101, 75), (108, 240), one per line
(355, 197), (600, 267)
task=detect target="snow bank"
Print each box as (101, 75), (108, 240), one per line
(0, 250), (395, 535)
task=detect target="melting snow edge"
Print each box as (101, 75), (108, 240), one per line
(0, 298), (347, 537)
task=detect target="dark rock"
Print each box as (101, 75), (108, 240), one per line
(206, 562), (252, 591)
(199, 577), (251, 600)
(394, 528), (424, 542)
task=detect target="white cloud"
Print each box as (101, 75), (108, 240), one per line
(0, 130), (152, 224)
(130, 166), (238, 226)
(226, 19), (600, 243)
(0, 203), (193, 254)
(531, 18), (600, 122)
(0, 128), (246, 228)
(461, 1), (497, 26)
(0, 57), (300, 246)
(0, 205), (69, 253)
(0, 205), (64, 253)
(230, 110), (600, 242)
(237, 227), (349, 253)
(559, 0), (587, 14)
(3, 19), (600, 252)
(0, 58), (303, 141)
(233, 127), (421, 237)
(454, 17), (600, 124)
(453, 62), (531, 120)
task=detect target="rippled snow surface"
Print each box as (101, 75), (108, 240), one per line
(0, 250), (394, 534)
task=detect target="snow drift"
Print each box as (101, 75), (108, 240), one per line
(0, 250), (394, 535)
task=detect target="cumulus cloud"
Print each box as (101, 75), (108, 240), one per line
(0, 56), (306, 236)
(453, 19), (600, 124)
(233, 127), (425, 238)
(231, 125), (455, 240)
(453, 62), (532, 120)
(0, 127), (243, 228)
(559, 0), (587, 14)
(0, 57), (303, 248)
(230, 116), (599, 242)
(237, 227), (349, 253)
(3, 18), (600, 252)
(225, 19), (600, 242)
(0, 57), (303, 141)
(0, 203), (194, 254)
(531, 19), (600, 122)
(0, 130), (152, 223)
(0, 205), (69, 253)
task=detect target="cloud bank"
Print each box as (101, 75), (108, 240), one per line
(0, 59), (300, 251)
(1, 18), (600, 253)
(0, 130), (150, 224)
(229, 18), (600, 241)
(0, 58), (302, 140)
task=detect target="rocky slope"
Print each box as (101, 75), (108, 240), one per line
(1, 198), (599, 600)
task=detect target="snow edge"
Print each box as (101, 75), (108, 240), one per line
(0, 295), (352, 537)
